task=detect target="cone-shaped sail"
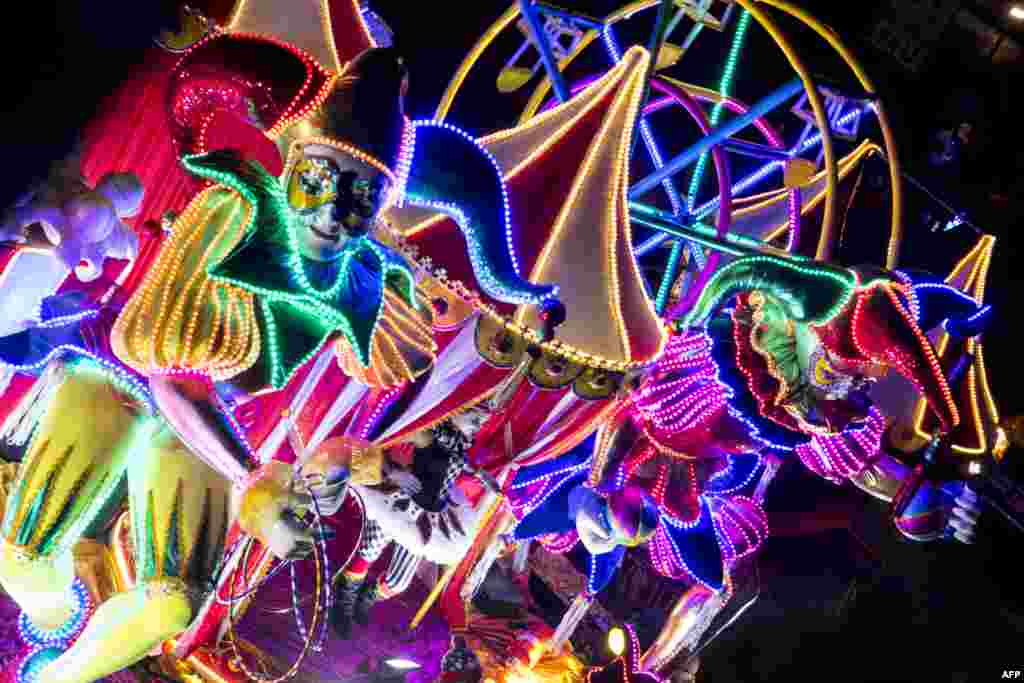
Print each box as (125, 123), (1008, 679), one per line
(390, 47), (667, 369)
(911, 235), (1001, 456)
(224, 0), (376, 72)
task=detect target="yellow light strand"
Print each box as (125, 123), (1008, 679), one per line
(761, 142), (881, 244)
(266, 73), (341, 141)
(284, 137), (397, 186)
(484, 58), (631, 180)
(756, 0), (904, 269)
(969, 236), (1000, 432)
(515, 48), (642, 340)
(435, 4), (523, 121)
(181, 199), (246, 365)
(516, 1), (668, 123)
(606, 57), (649, 362)
(319, 0), (343, 73)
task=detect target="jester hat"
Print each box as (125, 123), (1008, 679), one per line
(684, 255), (961, 432)
(165, 31), (554, 308)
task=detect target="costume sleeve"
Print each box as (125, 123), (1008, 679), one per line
(334, 251), (436, 388)
(586, 545), (625, 596)
(111, 186), (261, 381)
(511, 475), (585, 540)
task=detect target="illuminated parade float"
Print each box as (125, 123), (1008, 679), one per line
(0, 2), (1017, 682)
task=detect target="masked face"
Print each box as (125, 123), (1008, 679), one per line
(286, 150), (392, 262)
(800, 342), (880, 431)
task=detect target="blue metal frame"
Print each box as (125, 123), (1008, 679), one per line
(519, 0), (572, 102)
(720, 139), (791, 161)
(630, 202), (800, 257)
(534, 2), (604, 30)
(629, 78), (804, 198)
(515, 5), (890, 300)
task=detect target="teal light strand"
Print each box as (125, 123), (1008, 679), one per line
(685, 9), (752, 212)
(660, 10), (751, 315)
(655, 241), (684, 313)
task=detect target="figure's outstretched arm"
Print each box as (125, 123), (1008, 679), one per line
(640, 584), (722, 674)
(847, 449), (979, 543)
(149, 372), (319, 560)
(849, 451), (910, 503)
(149, 374), (252, 487)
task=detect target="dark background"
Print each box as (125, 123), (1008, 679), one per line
(1, 1), (1022, 681)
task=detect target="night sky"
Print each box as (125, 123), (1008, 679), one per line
(2, 1), (1023, 681)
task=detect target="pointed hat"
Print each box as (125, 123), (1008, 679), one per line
(223, 0), (378, 72)
(908, 235), (1001, 456)
(387, 47), (668, 371)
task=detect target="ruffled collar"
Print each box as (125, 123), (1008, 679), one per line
(182, 151), (419, 388)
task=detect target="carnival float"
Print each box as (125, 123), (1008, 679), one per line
(0, 1), (1019, 683)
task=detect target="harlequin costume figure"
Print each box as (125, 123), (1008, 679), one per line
(586, 255), (993, 672)
(679, 253), (988, 526)
(332, 404), (493, 639)
(0, 20), (553, 682)
(484, 253), (992, 669)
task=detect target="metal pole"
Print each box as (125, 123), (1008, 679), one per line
(655, 240), (685, 313)
(630, 202), (806, 257)
(519, 0), (571, 102)
(665, 5), (690, 40)
(632, 0), (676, 160)
(629, 78), (804, 198)
(633, 216), (769, 259)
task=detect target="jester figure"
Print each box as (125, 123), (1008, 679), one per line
(330, 403), (493, 639)
(0, 25), (554, 683)
(486, 254), (990, 671)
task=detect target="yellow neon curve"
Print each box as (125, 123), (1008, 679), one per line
(226, 0), (360, 74)
(435, 4), (522, 121)
(910, 235), (999, 455)
(439, 1), (837, 261)
(755, 0), (903, 269)
(730, 0), (836, 262)
(760, 141), (882, 244)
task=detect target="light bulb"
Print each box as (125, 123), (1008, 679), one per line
(383, 659), (421, 671)
(607, 626), (627, 657)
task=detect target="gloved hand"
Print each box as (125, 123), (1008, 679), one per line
(238, 461), (318, 560)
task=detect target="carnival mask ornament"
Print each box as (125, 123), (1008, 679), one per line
(168, 47), (422, 390)
(684, 255), (961, 438)
(287, 154), (394, 261)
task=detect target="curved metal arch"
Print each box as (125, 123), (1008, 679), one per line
(434, 0), (840, 263)
(755, 0), (904, 269)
